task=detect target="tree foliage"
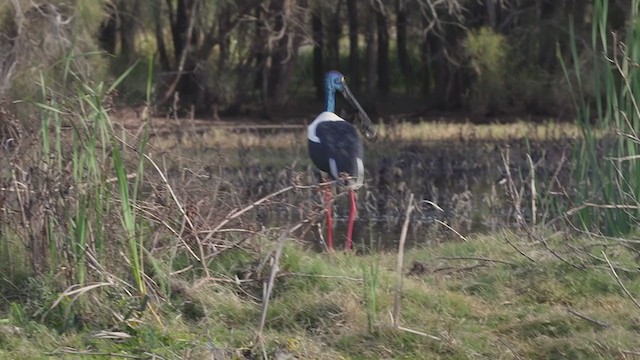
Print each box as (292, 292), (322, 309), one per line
(0, 0), (636, 119)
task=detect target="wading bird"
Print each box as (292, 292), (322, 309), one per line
(307, 71), (377, 251)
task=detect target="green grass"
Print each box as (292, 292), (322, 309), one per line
(2, 233), (640, 359)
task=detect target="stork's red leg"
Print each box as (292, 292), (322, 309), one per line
(322, 185), (334, 251)
(346, 189), (357, 250)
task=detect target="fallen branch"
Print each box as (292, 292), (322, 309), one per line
(437, 256), (517, 267)
(566, 307), (609, 328)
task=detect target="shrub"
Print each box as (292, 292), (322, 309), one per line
(463, 27), (509, 115)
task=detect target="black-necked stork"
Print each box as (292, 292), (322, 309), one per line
(307, 71), (377, 251)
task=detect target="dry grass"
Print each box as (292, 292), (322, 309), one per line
(128, 115), (584, 152)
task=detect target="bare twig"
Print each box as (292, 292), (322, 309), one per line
(144, 154), (208, 275)
(204, 185), (296, 243)
(254, 230), (288, 350)
(393, 193), (414, 328)
(503, 233), (536, 263)
(602, 251), (640, 311)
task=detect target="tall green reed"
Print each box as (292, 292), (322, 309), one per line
(30, 53), (150, 294)
(362, 262), (379, 334)
(561, 0), (640, 235)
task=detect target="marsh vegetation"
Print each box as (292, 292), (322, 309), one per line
(2, 0), (640, 359)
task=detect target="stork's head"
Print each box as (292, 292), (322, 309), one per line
(325, 70), (346, 93)
(325, 71), (378, 140)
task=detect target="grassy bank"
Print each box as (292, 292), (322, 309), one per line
(2, 231), (639, 359)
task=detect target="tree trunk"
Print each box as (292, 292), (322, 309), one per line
(365, 3), (377, 95)
(253, 5), (265, 95)
(376, 6), (390, 95)
(427, 34), (449, 110)
(119, 0), (139, 62)
(171, 0), (190, 65)
(161, 0), (200, 108)
(218, 4), (231, 72)
(153, 1), (170, 71)
(312, 10), (324, 99)
(266, 0), (306, 110)
(396, 0), (411, 92)
(327, 0), (342, 70)
(98, 5), (117, 54)
(346, 0), (360, 91)
(420, 35), (431, 96)
(485, 0), (497, 28)
(537, 0), (557, 73)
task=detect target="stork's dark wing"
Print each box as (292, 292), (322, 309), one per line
(314, 121), (363, 180)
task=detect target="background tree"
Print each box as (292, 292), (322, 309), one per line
(0, 0), (629, 120)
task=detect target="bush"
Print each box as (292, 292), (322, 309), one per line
(463, 27), (509, 115)
(0, 0), (108, 116)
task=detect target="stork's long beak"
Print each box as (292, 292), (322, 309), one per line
(341, 83), (377, 140)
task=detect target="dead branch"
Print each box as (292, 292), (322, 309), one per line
(566, 307), (609, 328)
(503, 233), (536, 263)
(159, 0), (201, 105)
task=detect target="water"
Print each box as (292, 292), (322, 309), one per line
(151, 118), (593, 251)
(180, 135), (577, 249)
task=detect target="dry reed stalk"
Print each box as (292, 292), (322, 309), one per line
(527, 154), (536, 226)
(393, 193), (414, 327)
(395, 325), (442, 342)
(500, 146), (525, 227)
(434, 219), (468, 242)
(50, 282), (114, 311)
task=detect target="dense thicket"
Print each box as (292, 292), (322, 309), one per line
(0, 0), (634, 118)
